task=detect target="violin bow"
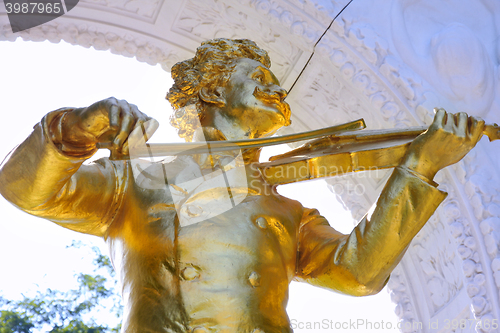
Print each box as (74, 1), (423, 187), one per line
(98, 118), (367, 160)
(98, 120), (499, 161)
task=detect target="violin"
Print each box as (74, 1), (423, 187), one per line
(99, 119), (500, 186)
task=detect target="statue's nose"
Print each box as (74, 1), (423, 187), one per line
(278, 87), (287, 100)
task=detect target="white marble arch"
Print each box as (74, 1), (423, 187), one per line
(1, 0), (499, 332)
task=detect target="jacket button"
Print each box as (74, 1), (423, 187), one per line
(248, 271), (260, 287)
(182, 266), (200, 281)
(255, 217), (268, 229)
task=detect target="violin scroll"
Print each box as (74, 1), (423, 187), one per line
(484, 123), (500, 142)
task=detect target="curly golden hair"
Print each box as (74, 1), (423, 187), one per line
(167, 38), (271, 141)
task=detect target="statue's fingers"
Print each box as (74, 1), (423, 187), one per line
(431, 108), (446, 130)
(122, 123), (144, 154)
(442, 110), (455, 132)
(106, 97), (120, 130)
(456, 112), (468, 137)
(113, 100), (136, 149)
(143, 118), (159, 141)
(128, 103), (146, 121)
(469, 116), (485, 145)
(123, 119), (159, 156)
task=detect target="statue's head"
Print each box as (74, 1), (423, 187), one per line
(167, 38), (291, 141)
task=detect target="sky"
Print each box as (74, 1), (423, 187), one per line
(0, 40), (400, 332)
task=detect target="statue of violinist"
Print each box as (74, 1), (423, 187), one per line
(0, 38), (490, 333)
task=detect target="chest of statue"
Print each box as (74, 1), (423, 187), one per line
(112, 159), (303, 332)
(177, 192), (301, 278)
(123, 176), (302, 273)
(176, 193), (302, 332)
(119, 157), (302, 262)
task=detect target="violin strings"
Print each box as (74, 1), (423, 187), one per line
(286, 0), (354, 97)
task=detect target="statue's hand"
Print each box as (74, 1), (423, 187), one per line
(401, 108), (485, 180)
(62, 97), (156, 154)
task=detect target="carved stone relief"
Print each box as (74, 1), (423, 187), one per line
(171, 0), (326, 86)
(456, 147), (500, 330)
(411, 214), (464, 316)
(281, 0), (349, 26)
(390, 0), (497, 119)
(0, 16), (188, 71)
(79, 0), (164, 20)
(284, 54), (378, 134)
(388, 265), (420, 333)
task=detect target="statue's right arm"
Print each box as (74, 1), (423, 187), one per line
(294, 110), (485, 296)
(0, 98), (152, 237)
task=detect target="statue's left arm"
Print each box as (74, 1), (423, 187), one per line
(295, 168), (445, 296)
(294, 109), (485, 296)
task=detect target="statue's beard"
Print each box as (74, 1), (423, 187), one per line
(253, 87), (292, 126)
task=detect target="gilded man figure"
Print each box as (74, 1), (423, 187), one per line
(0, 39), (485, 332)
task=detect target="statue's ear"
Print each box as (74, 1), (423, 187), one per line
(199, 86), (226, 107)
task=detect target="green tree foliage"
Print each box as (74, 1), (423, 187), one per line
(0, 242), (122, 333)
(0, 311), (34, 333)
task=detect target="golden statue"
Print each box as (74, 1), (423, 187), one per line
(0, 39), (493, 332)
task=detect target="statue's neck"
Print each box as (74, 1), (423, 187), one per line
(192, 126), (261, 167)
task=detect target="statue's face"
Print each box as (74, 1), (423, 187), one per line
(214, 58), (291, 139)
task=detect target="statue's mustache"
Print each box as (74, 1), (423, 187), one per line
(253, 87), (284, 102)
(253, 87), (292, 126)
